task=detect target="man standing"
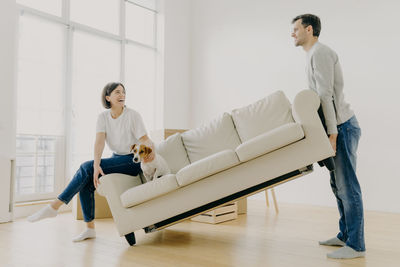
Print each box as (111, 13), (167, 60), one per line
(291, 14), (365, 259)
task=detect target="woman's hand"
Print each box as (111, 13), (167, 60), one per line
(93, 164), (105, 189)
(93, 133), (106, 189)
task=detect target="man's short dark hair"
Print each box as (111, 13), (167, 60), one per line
(101, 82), (126, 109)
(292, 14), (321, 37)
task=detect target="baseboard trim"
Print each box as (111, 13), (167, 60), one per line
(14, 199), (54, 207)
(13, 199), (72, 220)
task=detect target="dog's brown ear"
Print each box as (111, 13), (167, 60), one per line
(130, 144), (136, 152)
(146, 147), (153, 155)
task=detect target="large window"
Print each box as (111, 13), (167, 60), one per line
(17, 0), (62, 16)
(16, 13), (65, 202)
(16, 0), (159, 202)
(15, 135), (64, 200)
(16, 15), (65, 136)
(126, 2), (156, 46)
(70, 0), (120, 35)
(71, 31), (120, 169)
(125, 44), (156, 130)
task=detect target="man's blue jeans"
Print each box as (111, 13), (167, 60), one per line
(330, 115), (365, 252)
(58, 153), (141, 222)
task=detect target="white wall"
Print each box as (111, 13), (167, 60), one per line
(0, 0), (17, 222)
(162, 0), (192, 129)
(188, 0), (400, 213)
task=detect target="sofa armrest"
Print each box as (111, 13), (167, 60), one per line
(292, 90), (335, 157)
(97, 174), (142, 216)
(97, 173), (142, 198)
(292, 90), (320, 124)
(292, 90), (325, 138)
(96, 174), (142, 236)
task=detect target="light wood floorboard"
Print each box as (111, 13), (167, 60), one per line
(0, 199), (399, 267)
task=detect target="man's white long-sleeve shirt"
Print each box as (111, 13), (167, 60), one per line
(306, 41), (354, 134)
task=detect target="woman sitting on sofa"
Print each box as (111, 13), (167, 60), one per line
(28, 82), (154, 242)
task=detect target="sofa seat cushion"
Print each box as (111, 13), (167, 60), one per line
(156, 133), (190, 174)
(235, 122), (305, 162)
(181, 113), (241, 163)
(120, 174), (178, 208)
(231, 90), (294, 142)
(176, 150), (240, 187)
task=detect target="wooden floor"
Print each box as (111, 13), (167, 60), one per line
(0, 199), (399, 267)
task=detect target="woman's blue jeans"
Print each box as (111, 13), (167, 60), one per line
(58, 153), (141, 222)
(330, 115), (365, 252)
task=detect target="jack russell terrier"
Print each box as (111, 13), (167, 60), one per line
(131, 144), (171, 183)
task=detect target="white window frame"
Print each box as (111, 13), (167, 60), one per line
(15, 0), (160, 202)
(15, 134), (65, 203)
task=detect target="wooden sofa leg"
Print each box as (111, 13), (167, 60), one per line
(125, 232), (136, 246)
(271, 188), (279, 213)
(265, 189), (270, 207)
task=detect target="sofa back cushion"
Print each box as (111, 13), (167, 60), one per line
(231, 90), (294, 142)
(181, 113), (241, 163)
(156, 133), (190, 174)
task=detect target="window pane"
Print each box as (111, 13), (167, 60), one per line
(16, 155), (35, 168)
(17, 14), (64, 136)
(71, 30), (120, 169)
(70, 0), (119, 34)
(127, 0), (156, 11)
(17, 0), (62, 16)
(125, 44), (155, 130)
(17, 177), (35, 195)
(37, 165), (55, 193)
(37, 136), (57, 153)
(15, 136), (58, 196)
(126, 3), (155, 46)
(16, 136), (36, 153)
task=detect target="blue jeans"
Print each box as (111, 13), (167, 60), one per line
(329, 115), (365, 251)
(58, 153), (141, 222)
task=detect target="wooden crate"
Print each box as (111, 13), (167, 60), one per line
(74, 192), (112, 220)
(191, 202), (238, 224)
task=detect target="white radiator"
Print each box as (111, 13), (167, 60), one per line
(0, 157), (14, 223)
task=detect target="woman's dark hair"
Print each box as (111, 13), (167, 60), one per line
(292, 14), (321, 37)
(101, 82), (126, 109)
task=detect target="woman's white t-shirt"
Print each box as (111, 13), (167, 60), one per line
(96, 107), (147, 155)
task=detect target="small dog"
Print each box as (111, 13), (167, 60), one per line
(131, 144), (171, 183)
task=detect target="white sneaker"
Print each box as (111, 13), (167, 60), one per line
(327, 246), (366, 259)
(72, 228), (96, 242)
(27, 204), (57, 222)
(319, 237), (346, 246)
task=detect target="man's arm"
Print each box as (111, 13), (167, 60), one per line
(312, 50), (338, 152)
(312, 51), (338, 135)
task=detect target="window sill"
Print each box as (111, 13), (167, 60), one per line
(13, 199), (72, 220)
(14, 199), (55, 208)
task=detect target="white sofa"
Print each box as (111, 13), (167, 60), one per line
(97, 89), (334, 245)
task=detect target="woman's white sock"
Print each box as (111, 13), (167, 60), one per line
(72, 228), (96, 242)
(27, 204), (58, 222)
